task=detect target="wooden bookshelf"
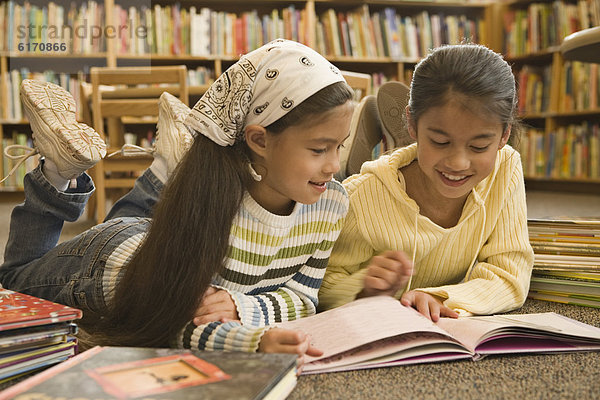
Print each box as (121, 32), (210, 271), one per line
(4, 0), (599, 194)
(497, 0), (600, 193)
(0, 0), (496, 196)
(0, 0), (499, 198)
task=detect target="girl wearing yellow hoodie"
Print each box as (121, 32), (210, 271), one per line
(319, 44), (534, 321)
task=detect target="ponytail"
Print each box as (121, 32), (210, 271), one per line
(94, 135), (249, 346)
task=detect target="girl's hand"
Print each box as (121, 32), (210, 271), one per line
(193, 287), (240, 325)
(400, 290), (459, 322)
(259, 328), (323, 359)
(358, 250), (413, 298)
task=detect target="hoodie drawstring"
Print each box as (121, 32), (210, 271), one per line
(464, 197), (487, 281)
(403, 194), (487, 293)
(404, 211), (419, 293)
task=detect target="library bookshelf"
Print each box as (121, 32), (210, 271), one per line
(1, 0), (598, 204)
(497, 0), (600, 194)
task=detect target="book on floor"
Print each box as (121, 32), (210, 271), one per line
(0, 346), (298, 400)
(0, 289), (82, 383)
(0, 322), (77, 355)
(527, 218), (600, 308)
(0, 289), (82, 331)
(277, 296), (600, 374)
(0, 339), (77, 384)
(528, 218), (600, 272)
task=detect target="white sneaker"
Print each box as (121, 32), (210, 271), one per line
(107, 92), (192, 176)
(155, 92), (193, 175)
(16, 79), (106, 180)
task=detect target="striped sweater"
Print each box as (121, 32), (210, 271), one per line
(319, 144), (534, 315)
(103, 179), (348, 352)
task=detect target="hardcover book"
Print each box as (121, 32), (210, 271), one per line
(278, 296), (600, 374)
(0, 290), (82, 383)
(0, 290), (82, 331)
(1, 347), (298, 400)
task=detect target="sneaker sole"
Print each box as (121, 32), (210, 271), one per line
(377, 81), (412, 148)
(156, 92), (192, 172)
(338, 95), (382, 179)
(20, 80), (106, 178)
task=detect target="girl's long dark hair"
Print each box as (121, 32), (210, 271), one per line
(92, 81), (353, 347)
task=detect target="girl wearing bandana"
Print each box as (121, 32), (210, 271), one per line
(0, 40), (354, 355)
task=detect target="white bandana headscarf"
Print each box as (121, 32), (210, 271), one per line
(184, 39), (345, 146)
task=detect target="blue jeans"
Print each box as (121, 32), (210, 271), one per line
(0, 164), (162, 317)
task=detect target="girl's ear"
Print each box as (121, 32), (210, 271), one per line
(499, 125), (511, 149)
(405, 106), (417, 140)
(244, 125), (268, 157)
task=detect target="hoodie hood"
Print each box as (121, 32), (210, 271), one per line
(358, 143), (517, 294)
(360, 142), (509, 213)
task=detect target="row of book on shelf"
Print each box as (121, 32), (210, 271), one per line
(314, 6), (484, 61)
(1, 67), (213, 121)
(0, 1), (485, 60)
(0, 1), (105, 54)
(2, 0), (600, 59)
(527, 218), (600, 309)
(517, 122), (600, 180)
(516, 61), (600, 116)
(502, 0), (600, 57)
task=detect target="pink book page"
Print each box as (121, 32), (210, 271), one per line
(436, 312), (600, 354)
(278, 296), (454, 363)
(301, 331), (472, 373)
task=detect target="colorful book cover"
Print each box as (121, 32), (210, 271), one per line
(528, 291), (600, 309)
(530, 275), (600, 297)
(0, 339), (77, 382)
(0, 290), (82, 331)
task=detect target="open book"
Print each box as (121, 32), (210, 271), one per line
(278, 296), (600, 374)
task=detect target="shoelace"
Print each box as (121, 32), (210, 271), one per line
(0, 145), (38, 185)
(106, 143), (154, 158)
(2, 143), (153, 186)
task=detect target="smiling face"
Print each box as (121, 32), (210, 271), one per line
(407, 99), (510, 202)
(246, 101), (354, 215)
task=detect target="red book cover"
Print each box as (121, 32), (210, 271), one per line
(235, 17), (243, 56)
(0, 289), (82, 331)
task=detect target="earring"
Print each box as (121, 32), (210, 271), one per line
(248, 163), (262, 182)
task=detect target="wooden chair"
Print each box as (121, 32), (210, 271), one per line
(341, 70), (372, 101)
(89, 66), (188, 223)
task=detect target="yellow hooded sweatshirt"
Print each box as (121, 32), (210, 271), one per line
(319, 143), (534, 316)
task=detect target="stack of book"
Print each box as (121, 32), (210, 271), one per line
(527, 218), (600, 309)
(0, 289), (81, 384)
